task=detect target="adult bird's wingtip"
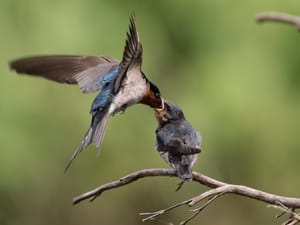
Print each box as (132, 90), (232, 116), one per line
(8, 58), (23, 73)
(8, 60), (14, 71)
(124, 14), (141, 59)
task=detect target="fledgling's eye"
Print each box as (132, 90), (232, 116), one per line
(166, 104), (171, 111)
(155, 92), (160, 97)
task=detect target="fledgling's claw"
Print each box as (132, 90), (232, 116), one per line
(176, 181), (185, 191)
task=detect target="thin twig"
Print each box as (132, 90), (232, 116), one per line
(180, 193), (224, 225)
(289, 220), (299, 225)
(268, 201), (300, 225)
(256, 12), (300, 31)
(140, 199), (192, 222)
(140, 189), (224, 224)
(284, 219), (300, 225)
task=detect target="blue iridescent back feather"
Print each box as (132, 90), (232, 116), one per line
(96, 64), (119, 90)
(91, 65), (119, 114)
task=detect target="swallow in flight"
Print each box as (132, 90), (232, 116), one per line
(9, 16), (163, 172)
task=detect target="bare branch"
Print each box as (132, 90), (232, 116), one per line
(256, 12), (300, 31)
(188, 183), (300, 208)
(73, 168), (300, 224)
(73, 168), (176, 204)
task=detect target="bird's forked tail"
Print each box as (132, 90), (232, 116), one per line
(64, 111), (110, 173)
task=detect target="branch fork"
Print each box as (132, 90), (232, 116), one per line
(73, 168), (300, 224)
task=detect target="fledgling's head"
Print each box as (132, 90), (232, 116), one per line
(155, 99), (185, 124)
(140, 81), (163, 109)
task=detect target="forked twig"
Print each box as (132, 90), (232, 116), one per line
(180, 193), (224, 225)
(140, 200), (192, 222)
(269, 201), (300, 225)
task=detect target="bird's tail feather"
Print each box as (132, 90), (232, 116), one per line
(177, 165), (193, 181)
(176, 155), (194, 181)
(64, 110), (110, 173)
(64, 127), (93, 173)
(92, 111), (110, 157)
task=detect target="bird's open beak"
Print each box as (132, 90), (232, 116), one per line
(155, 97), (165, 112)
(154, 98), (169, 123)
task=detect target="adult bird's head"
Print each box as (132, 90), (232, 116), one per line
(155, 99), (185, 125)
(140, 81), (163, 109)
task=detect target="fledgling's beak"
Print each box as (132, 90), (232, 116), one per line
(154, 98), (168, 124)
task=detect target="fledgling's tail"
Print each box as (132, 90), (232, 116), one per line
(175, 155), (196, 181)
(177, 165), (193, 181)
(64, 111), (110, 173)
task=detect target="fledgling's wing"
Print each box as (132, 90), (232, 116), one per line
(168, 137), (201, 155)
(168, 121), (201, 155)
(113, 15), (143, 94)
(9, 55), (119, 93)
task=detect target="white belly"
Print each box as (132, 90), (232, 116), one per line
(109, 67), (147, 114)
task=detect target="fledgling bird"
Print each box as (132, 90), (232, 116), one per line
(155, 99), (201, 182)
(9, 16), (163, 172)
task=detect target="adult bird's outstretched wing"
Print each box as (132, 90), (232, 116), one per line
(9, 55), (119, 93)
(113, 15), (143, 94)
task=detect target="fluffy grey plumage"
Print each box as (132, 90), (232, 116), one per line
(155, 100), (201, 181)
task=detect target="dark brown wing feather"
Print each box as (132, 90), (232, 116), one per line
(9, 55), (119, 84)
(113, 15), (143, 94)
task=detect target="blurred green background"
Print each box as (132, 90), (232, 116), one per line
(1, 0), (300, 224)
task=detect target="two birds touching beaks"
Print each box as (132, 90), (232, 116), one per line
(9, 16), (201, 182)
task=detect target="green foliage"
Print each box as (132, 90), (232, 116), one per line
(1, 0), (300, 224)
